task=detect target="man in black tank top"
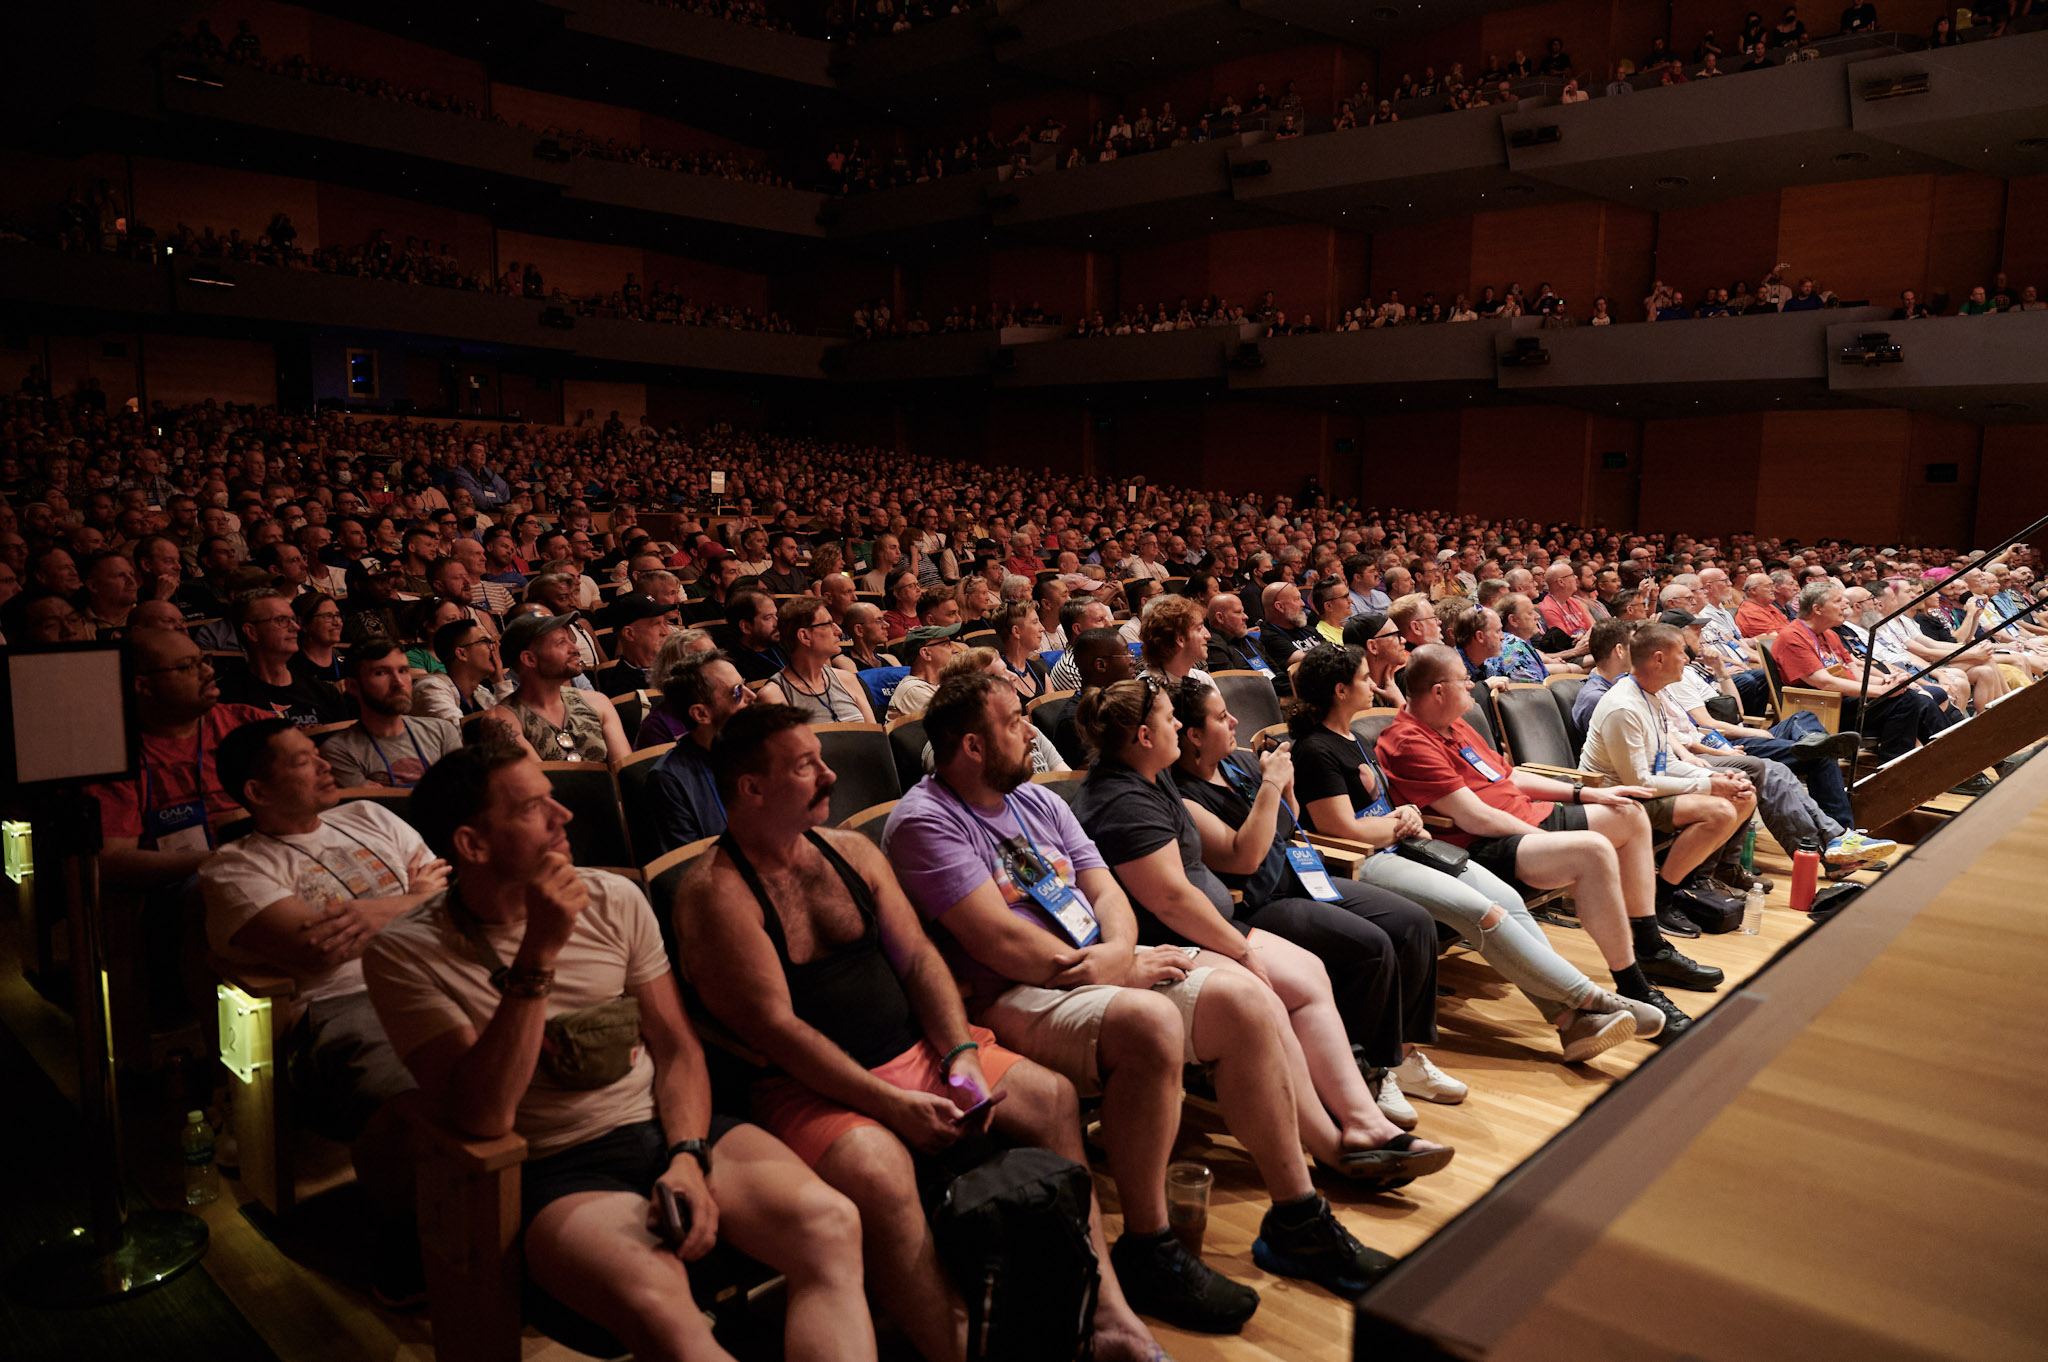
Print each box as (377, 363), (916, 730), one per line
(678, 704), (1172, 1362)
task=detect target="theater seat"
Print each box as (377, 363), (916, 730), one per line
(613, 743), (674, 865)
(839, 800), (898, 849)
(1492, 684), (1578, 770)
(1029, 769), (1087, 806)
(1546, 675), (1588, 755)
(538, 761), (636, 875)
(1350, 709), (1399, 752)
(813, 722), (902, 826)
(886, 714), (928, 790)
(1462, 700), (1500, 753)
(1212, 669), (1285, 735)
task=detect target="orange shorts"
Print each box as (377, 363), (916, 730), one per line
(749, 1024), (1024, 1167)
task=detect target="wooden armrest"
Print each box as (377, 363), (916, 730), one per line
(1298, 837), (1369, 878)
(1419, 813), (1455, 829)
(207, 952), (299, 1000)
(1516, 764), (1612, 788)
(393, 1094), (529, 1172)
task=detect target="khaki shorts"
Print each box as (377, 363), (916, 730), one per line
(972, 946), (1214, 1098)
(1642, 793), (1681, 835)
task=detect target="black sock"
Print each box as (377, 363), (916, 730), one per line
(1613, 963), (1653, 1001)
(1631, 915), (1666, 956)
(1654, 876), (1678, 907)
(1272, 1193), (1322, 1225)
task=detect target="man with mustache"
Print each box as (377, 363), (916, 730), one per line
(481, 611), (631, 764)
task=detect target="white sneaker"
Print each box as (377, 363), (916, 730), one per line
(1557, 1007), (1637, 1063)
(1393, 1049), (1467, 1105)
(1374, 1070), (1418, 1129)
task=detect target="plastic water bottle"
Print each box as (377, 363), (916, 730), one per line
(1741, 884), (1765, 935)
(181, 1110), (218, 1206)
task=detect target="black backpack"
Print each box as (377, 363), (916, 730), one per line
(931, 1146), (1100, 1361)
(1674, 882), (1745, 934)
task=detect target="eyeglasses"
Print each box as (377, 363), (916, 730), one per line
(142, 657), (206, 676)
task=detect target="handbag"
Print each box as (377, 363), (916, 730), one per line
(444, 890), (643, 1090)
(1393, 837), (1469, 876)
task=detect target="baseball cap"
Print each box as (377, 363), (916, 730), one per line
(1657, 609), (1701, 629)
(905, 623), (963, 651)
(601, 592), (672, 628)
(500, 610), (576, 659)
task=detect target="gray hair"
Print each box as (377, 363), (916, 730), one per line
(1000, 573), (1033, 603)
(1795, 580), (1838, 618)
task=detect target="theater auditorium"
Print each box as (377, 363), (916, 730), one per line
(2, 2), (2046, 1361)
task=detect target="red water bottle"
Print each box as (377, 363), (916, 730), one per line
(1789, 840), (1820, 914)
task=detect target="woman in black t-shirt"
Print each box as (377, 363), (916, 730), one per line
(1073, 679), (1454, 1170)
(1164, 680), (1440, 1076)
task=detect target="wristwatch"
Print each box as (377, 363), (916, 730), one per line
(667, 1138), (712, 1175)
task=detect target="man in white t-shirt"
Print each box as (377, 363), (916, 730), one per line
(363, 745), (872, 1359)
(202, 717), (447, 1302)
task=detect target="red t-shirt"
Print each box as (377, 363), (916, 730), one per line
(1374, 710), (1554, 848)
(1735, 598), (1790, 638)
(87, 703), (271, 842)
(1537, 592), (1592, 636)
(1771, 620), (1848, 688)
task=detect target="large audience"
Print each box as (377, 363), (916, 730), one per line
(4, 386), (2041, 1355)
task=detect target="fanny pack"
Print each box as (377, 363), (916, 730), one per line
(445, 891), (642, 1090)
(1393, 837), (1469, 876)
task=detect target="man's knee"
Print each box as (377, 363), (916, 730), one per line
(819, 1124), (919, 1206)
(1199, 968), (1285, 1039)
(781, 1181), (864, 1276)
(1003, 1059), (1081, 1139)
(1101, 987), (1182, 1074)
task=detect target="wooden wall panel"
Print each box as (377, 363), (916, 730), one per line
(1652, 190), (1782, 308)
(644, 250), (769, 312)
(562, 380), (648, 429)
(1469, 201), (1613, 319)
(145, 336), (276, 408)
(1480, 0), (1617, 84)
(1754, 409), (1910, 543)
(1639, 413), (1763, 538)
(1368, 216), (1476, 306)
(308, 12), (488, 108)
(1208, 224), (1340, 326)
(1457, 407), (1592, 523)
(644, 383), (764, 435)
(1378, 21), (1482, 96)
(131, 158), (319, 244)
(498, 372), (564, 426)
(314, 183), (494, 276)
(490, 83), (643, 143)
(1199, 404), (1329, 500)
(1115, 235), (1213, 316)
(196, 0), (310, 60)
(1586, 413), (1643, 529)
(1360, 411), (1461, 510)
(1777, 175), (1935, 306)
(1593, 204), (1659, 321)
(1975, 426), (2048, 547)
(1106, 406), (1204, 489)
(493, 230), (641, 301)
(640, 112), (756, 159)
(1904, 413), (1983, 550)
(1924, 173), (2006, 305)
(1997, 175), (2048, 290)
(0, 149), (128, 222)
(990, 247), (1089, 326)
(41, 333), (142, 412)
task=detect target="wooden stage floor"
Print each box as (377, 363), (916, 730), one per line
(0, 833), (1894, 1362)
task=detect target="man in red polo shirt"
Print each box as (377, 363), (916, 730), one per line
(1375, 645), (1722, 1040)
(1771, 581), (1944, 762)
(1535, 561), (1594, 643)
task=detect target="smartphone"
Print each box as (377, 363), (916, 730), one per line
(1253, 731), (1290, 755)
(655, 1182), (691, 1246)
(952, 1089), (1009, 1126)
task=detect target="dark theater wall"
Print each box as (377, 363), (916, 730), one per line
(1653, 191), (1783, 304)
(1976, 427), (2048, 548)
(1999, 175), (2048, 287)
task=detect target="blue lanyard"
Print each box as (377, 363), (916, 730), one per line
(1350, 737), (1396, 818)
(364, 720), (432, 789)
(1218, 757), (1301, 837)
(940, 779), (1057, 872)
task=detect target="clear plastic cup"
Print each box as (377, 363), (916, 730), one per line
(1165, 1160), (1213, 1257)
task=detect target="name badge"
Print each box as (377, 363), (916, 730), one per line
(1285, 844), (1343, 901)
(1458, 745), (1503, 782)
(1008, 843), (1100, 947)
(146, 798), (212, 854)
(1700, 730), (1732, 750)
(1652, 750), (1668, 774)
(1248, 651), (1274, 677)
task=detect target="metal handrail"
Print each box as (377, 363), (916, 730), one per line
(1844, 512), (2048, 789)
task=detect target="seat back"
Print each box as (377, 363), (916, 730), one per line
(839, 800), (898, 849)
(1212, 670), (1285, 735)
(1493, 685), (1577, 769)
(1462, 700), (1500, 754)
(538, 762), (635, 873)
(332, 785), (416, 829)
(1029, 769), (1088, 807)
(1350, 709), (1398, 753)
(608, 686), (647, 746)
(1546, 675), (1588, 755)
(886, 714), (929, 791)
(812, 723), (902, 826)
(615, 742), (675, 864)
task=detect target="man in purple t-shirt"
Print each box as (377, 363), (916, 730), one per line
(884, 674), (1399, 1317)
